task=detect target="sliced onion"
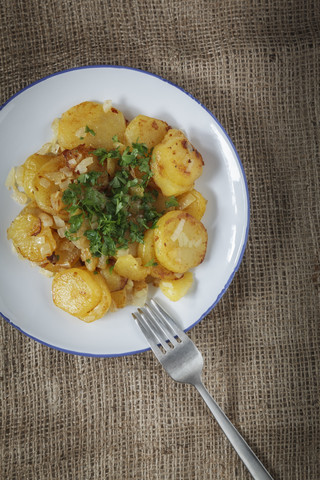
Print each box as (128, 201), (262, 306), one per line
(75, 156), (94, 174)
(57, 227), (67, 238)
(45, 172), (65, 184)
(53, 215), (65, 228)
(75, 126), (86, 138)
(59, 166), (73, 177)
(103, 99), (112, 113)
(39, 177), (51, 189)
(5, 167), (16, 189)
(50, 192), (61, 210)
(39, 212), (53, 227)
(60, 179), (72, 189)
(40, 243), (53, 257)
(15, 166), (25, 187)
(170, 218), (185, 242)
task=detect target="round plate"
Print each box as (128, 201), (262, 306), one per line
(0, 66), (249, 357)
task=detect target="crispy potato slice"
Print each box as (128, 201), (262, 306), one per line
(154, 211), (207, 273)
(78, 273), (112, 322)
(33, 155), (69, 217)
(137, 229), (177, 280)
(114, 254), (151, 281)
(52, 267), (102, 317)
(177, 189), (207, 220)
(150, 159), (191, 196)
(159, 271), (193, 301)
(125, 115), (169, 149)
(57, 101), (126, 150)
(137, 229), (155, 265)
(7, 213), (56, 263)
(151, 129), (203, 195)
(40, 237), (80, 272)
(22, 153), (54, 199)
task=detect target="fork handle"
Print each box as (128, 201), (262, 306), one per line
(194, 381), (274, 480)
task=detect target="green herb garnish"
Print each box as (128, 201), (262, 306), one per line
(92, 146), (121, 165)
(62, 141), (161, 258)
(165, 196), (179, 208)
(85, 125), (96, 136)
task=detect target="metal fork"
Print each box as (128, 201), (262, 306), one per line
(133, 299), (274, 480)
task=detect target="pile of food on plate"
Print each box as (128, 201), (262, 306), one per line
(6, 100), (208, 322)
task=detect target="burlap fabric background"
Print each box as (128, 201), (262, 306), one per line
(1, 1), (319, 479)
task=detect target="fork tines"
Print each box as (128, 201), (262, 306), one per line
(132, 299), (186, 356)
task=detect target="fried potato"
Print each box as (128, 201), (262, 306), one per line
(7, 213), (56, 263)
(22, 153), (54, 199)
(40, 237), (80, 272)
(177, 189), (207, 220)
(150, 161), (191, 196)
(52, 268), (102, 317)
(33, 155), (69, 217)
(114, 254), (151, 281)
(67, 218), (99, 272)
(137, 229), (177, 280)
(137, 229), (155, 265)
(154, 210), (207, 273)
(78, 273), (112, 322)
(111, 288), (127, 309)
(100, 267), (127, 292)
(57, 101), (126, 150)
(151, 129), (203, 196)
(8, 100), (209, 320)
(61, 145), (109, 189)
(125, 115), (169, 149)
(159, 271), (193, 301)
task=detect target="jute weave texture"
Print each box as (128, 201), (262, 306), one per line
(1, 1), (319, 479)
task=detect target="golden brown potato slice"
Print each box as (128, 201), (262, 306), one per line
(22, 153), (55, 199)
(52, 267), (102, 317)
(137, 229), (155, 265)
(114, 255), (151, 281)
(151, 129), (204, 196)
(159, 271), (193, 301)
(40, 237), (80, 272)
(125, 115), (169, 149)
(7, 213), (56, 263)
(78, 273), (112, 322)
(57, 101), (126, 150)
(177, 189), (207, 220)
(33, 155), (69, 217)
(137, 229), (177, 280)
(150, 160), (191, 196)
(154, 211), (207, 273)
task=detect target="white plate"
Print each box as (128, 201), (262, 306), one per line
(0, 66), (249, 357)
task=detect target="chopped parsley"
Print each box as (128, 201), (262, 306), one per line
(85, 125), (96, 136)
(165, 196), (179, 208)
(62, 141), (162, 258)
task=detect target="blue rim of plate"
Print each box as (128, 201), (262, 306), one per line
(0, 64), (250, 357)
